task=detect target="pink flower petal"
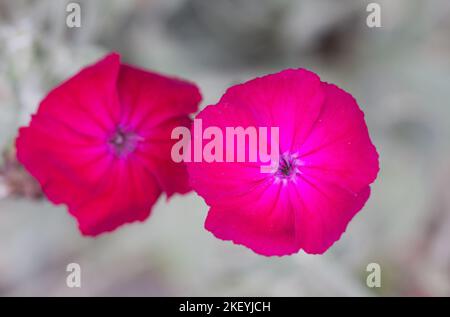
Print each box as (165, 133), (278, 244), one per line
(116, 64), (201, 196)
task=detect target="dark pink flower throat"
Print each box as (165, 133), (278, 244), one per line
(108, 126), (142, 157)
(275, 153), (301, 181)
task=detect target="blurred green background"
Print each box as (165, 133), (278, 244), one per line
(0, 0), (449, 296)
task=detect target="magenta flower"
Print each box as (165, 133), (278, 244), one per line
(187, 69), (379, 256)
(16, 53), (201, 235)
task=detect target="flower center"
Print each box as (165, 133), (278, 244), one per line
(108, 127), (142, 157)
(274, 153), (301, 182)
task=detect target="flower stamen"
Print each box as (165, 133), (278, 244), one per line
(274, 153), (300, 182)
(108, 127), (142, 157)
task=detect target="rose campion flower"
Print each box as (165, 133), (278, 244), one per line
(187, 69), (379, 256)
(16, 53), (201, 235)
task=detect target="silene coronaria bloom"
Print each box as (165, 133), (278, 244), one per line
(16, 53), (201, 235)
(187, 69), (379, 256)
